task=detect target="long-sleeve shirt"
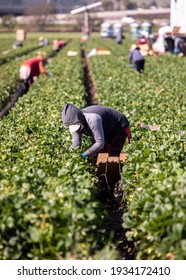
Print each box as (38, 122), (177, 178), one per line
(129, 48), (145, 64)
(62, 104), (130, 156)
(71, 113), (105, 155)
(22, 57), (46, 77)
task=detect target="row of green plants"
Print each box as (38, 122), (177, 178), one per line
(0, 33), (67, 64)
(0, 43), (56, 110)
(0, 39), (41, 66)
(0, 32), (82, 59)
(0, 38), (118, 259)
(84, 38), (186, 259)
(0, 32), (75, 110)
(1, 34), (185, 260)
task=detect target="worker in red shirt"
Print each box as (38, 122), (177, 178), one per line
(19, 52), (52, 89)
(58, 40), (65, 49)
(53, 40), (65, 54)
(137, 36), (148, 45)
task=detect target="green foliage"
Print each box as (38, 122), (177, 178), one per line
(84, 38), (186, 259)
(0, 34), (185, 260)
(0, 38), (116, 259)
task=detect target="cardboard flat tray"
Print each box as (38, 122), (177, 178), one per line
(96, 153), (128, 166)
(96, 153), (128, 183)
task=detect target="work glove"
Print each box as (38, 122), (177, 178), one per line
(81, 152), (88, 158)
(47, 73), (53, 77)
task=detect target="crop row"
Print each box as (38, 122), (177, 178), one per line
(0, 32), (81, 65)
(84, 38), (186, 259)
(0, 43), (57, 110)
(1, 36), (185, 260)
(0, 39), (42, 66)
(0, 39), (117, 259)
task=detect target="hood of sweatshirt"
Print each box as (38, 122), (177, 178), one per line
(62, 103), (86, 126)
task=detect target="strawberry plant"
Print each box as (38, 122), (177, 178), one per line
(0, 35), (185, 260)
(84, 38), (186, 259)
(0, 38), (118, 260)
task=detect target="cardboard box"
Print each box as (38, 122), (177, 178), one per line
(16, 29), (26, 41)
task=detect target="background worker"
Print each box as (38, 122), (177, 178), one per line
(174, 35), (186, 56)
(19, 52), (52, 89)
(12, 40), (23, 49)
(115, 30), (122, 45)
(129, 44), (145, 73)
(137, 34), (149, 56)
(137, 35), (148, 46)
(62, 103), (131, 158)
(38, 36), (49, 47)
(52, 40), (65, 54)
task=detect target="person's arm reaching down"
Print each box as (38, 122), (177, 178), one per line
(39, 60), (48, 75)
(70, 131), (82, 150)
(83, 113), (105, 156)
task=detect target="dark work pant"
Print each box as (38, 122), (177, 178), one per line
(21, 72), (34, 90)
(101, 127), (132, 156)
(134, 60), (145, 73)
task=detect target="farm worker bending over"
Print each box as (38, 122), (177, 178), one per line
(19, 52), (52, 89)
(129, 44), (145, 74)
(53, 40), (65, 53)
(62, 103), (131, 158)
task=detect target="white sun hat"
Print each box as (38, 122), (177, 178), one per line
(69, 124), (81, 134)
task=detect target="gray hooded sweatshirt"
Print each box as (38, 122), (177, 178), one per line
(62, 104), (129, 155)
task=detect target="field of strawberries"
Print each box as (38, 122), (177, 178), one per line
(0, 32), (185, 260)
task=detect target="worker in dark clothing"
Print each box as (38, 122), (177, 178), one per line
(129, 44), (145, 73)
(62, 104), (131, 157)
(174, 36), (186, 56)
